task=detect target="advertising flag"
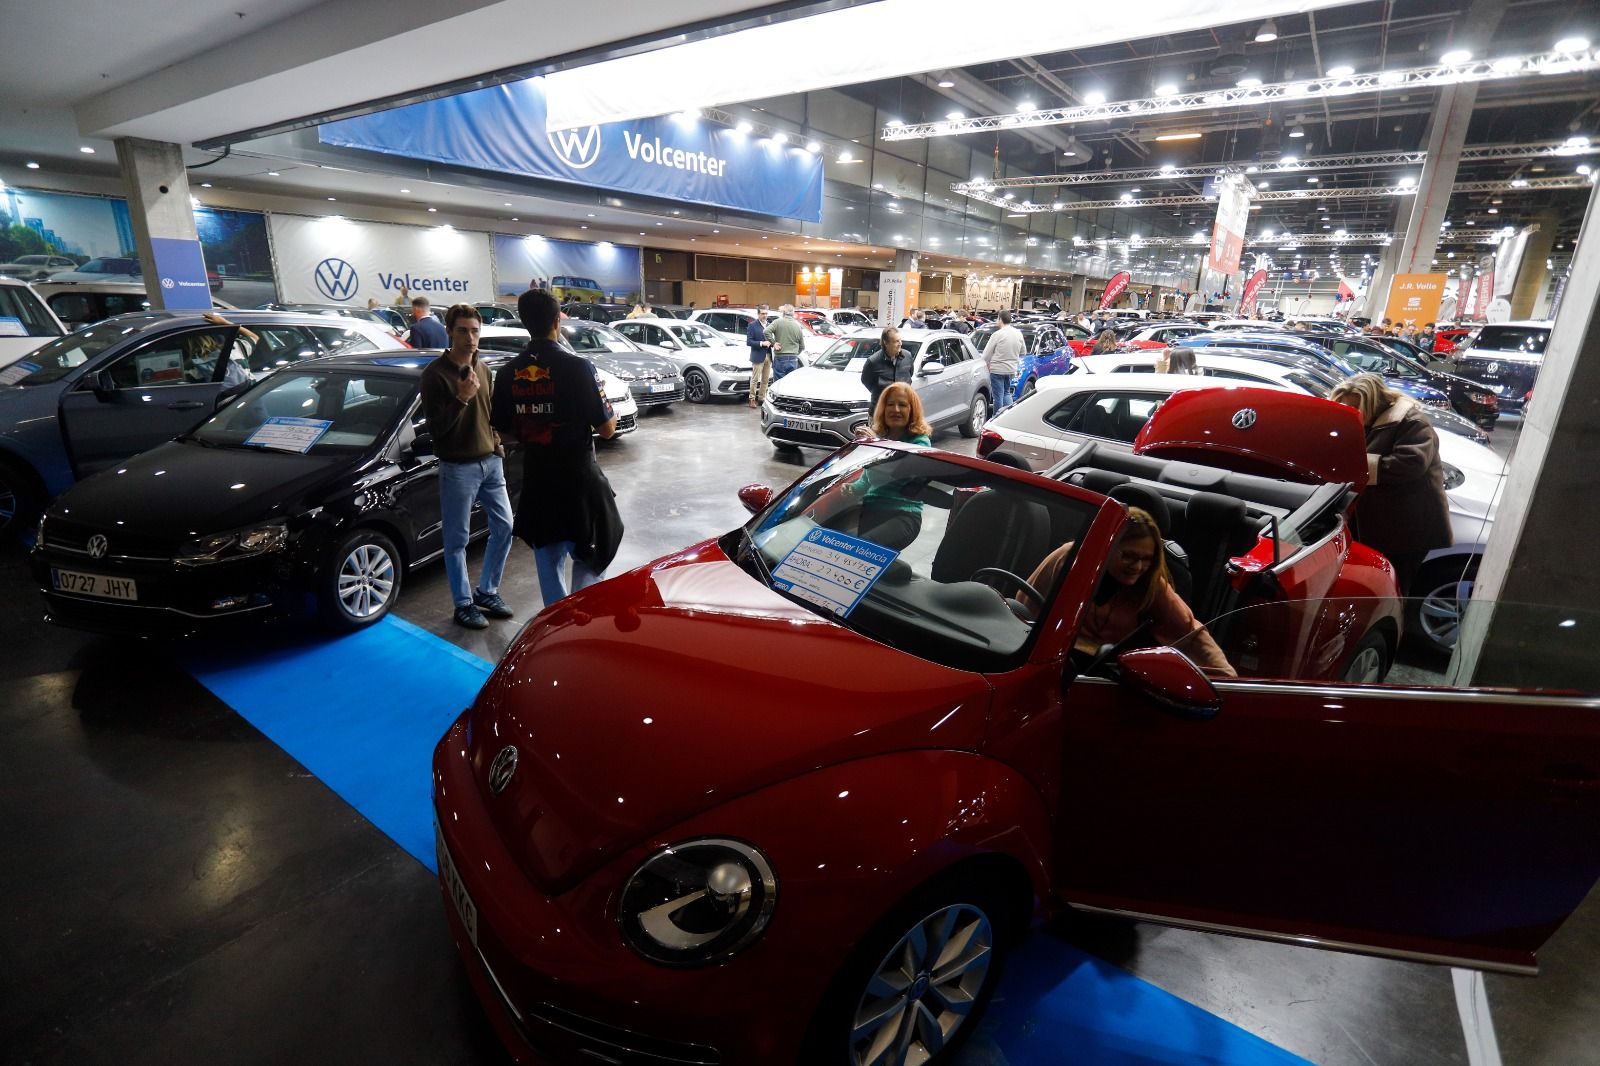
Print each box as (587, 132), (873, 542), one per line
(1098, 271), (1131, 310)
(1239, 269), (1268, 315)
(1382, 273), (1448, 331)
(1207, 175), (1251, 276)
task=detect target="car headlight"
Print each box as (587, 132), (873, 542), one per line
(618, 838), (777, 966)
(710, 363), (744, 373)
(1468, 390), (1495, 405)
(176, 521), (288, 566)
(1442, 463), (1465, 491)
(847, 400), (873, 413)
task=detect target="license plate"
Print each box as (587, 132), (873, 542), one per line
(51, 567), (138, 601)
(650, 381), (677, 393)
(436, 824), (479, 945)
(784, 417), (822, 433)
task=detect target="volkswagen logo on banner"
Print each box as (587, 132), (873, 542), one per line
(315, 257), (360, 301)
(160, 277), (175, 290)
(1231, 407), (1259, 430)
(488, 745), (519, 795)
(549, 125), (603, 170)
(87, 534), (108, 559)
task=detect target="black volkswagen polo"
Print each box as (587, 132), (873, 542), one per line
(31, 352), (520, 636)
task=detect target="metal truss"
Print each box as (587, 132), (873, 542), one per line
(885, 49), (1600, 141)
(951, 140), (1598, 193)
(977, 175), (1594, 213)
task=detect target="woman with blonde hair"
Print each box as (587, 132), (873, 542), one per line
(1330, 373), (1451, 595)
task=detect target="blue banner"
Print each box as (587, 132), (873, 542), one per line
(149, 236), (214, 310)
(319, 80), (823, 223)
(493, 234), (641, 304)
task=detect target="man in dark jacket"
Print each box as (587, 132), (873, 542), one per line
(860, 327), (914, 411)
(408, 296), (448, 348)
(492, 290), (620, 607)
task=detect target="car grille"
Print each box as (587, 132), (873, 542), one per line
(614, 412), (637, 433)
(764, 424), (850, 448)
(38, 516), (171, 562)
(634, 386), (684, 406)
(770, 395), (858, 417)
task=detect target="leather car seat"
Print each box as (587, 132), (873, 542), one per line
(1174, 491), (1261, 623)
(1107, 484), (1193, 606)
(932, 488), (1052, 587)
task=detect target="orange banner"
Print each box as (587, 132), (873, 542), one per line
(1383, 273), (1448, 329)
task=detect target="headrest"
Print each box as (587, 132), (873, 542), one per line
(362, 376), (416, 399)
(1071, 469), (1130, 497)
(1108, 483), (1173, 536)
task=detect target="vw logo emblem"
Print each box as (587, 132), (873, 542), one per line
(801, 401), (813, 413)
(1231, 407), (1258, 430)
(314, 257), (360, 301)
(1485, 361), (1500, 374)
(488, 745), (519, 795)
(87, 534), (108, 559)
(549, 124), (603, 169)
(160, 277), (175, 290)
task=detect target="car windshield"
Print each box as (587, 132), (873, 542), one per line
(563, 323), (637, 354)
(1466, 325), (1548, 355)
(969, 331), (993, 351)
(0, 321), (125, 385)
(0, 284), (65, 340)
(191, 370), (415, 454)
(814, 336), (923, 370)
(670, 325), (714, 348)
(802, 317), (841, 336)
(737, 444), (1099, 671)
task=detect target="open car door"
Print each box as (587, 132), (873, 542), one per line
(1054, 598), (1600, 975)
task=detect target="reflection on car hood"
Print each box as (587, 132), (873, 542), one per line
(464, 540), (992, 893)
(49, 439), (344, 541)
(585, 348), (679, 378)
(768, 364), (871, 403)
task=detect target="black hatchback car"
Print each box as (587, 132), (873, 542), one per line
(31, 352), (519, 636)
(1287, 331), (1500, 429)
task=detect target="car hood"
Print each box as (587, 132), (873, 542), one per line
(1134, 387), (1369, 489)
(49, 439), (347, 541)
(586, 349), (679, 378)
(1426, 368), (1495, 394)
(768, 364), (870, 402)
(462, 539), (993, 893)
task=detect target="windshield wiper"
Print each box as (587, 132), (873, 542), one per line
(736, 526), (773, 585)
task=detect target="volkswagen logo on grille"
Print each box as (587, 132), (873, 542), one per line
(1485, 361), (1500, 374)
(314, 257), (359, 301)
(548, 125), (603, 170)
(1231, 407), (1259, 430)
(801, 401), (814, 413)
(87, 534), (108, 559)
(488, 745), (519, 795)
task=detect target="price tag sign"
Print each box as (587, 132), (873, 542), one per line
(0, 360), (40, 386)
(771, 527), (899, 618)
(244, 416), (334, 453)
(0, 316), (27, 338)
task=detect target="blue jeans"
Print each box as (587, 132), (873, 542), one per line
(439, 456), (514, 608)
(533, 540), (604, 605)
(773, 355), (801, 380)
(989, 373), (1015, 413)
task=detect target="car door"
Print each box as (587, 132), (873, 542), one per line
(58, 324), (239, 478)
(388, 399), (445, 561)
(910, 338), (959, 426)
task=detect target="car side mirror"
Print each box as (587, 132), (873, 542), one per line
(738, 483), (775, 514)
(661, 338), (680, 350)
(409, 431), (435, 457)
(1116, 647), (1221, 720)
(917, 359), (944, 376)
(91, 369), (117, 400)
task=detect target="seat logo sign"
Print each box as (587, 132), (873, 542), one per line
(549, 125), (602, 170)
(1231, 407), (1258, 430)
(315, 257), (360, 301)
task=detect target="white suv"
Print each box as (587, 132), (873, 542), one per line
(0, 277), (68, 369)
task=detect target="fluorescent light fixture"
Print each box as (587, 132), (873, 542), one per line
(1441, 49), (1473, 64)
(1084, 90), (1107, 105)
(1554, 36), (1590, 52)
(1154, 131), (1202, 141)
(1327, 64), (1355, 77)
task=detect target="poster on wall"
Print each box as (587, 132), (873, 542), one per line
(491, 233), (641, 304)
(878, 272), (908, 328)
(1383, 273), (1448, 329)
(194, 206), (276, 306)
(269, 214), (495, 306)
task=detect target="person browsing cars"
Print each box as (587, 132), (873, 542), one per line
(408, 295), (448, 348)
(984, 309), (1025, 413)
(859, 327), (913, 411)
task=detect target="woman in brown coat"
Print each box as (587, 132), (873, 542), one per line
(1330, 373), (1453, 595)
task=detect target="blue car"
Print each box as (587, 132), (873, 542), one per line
(970, 320), (1087, 404)
(1177, 331), (1451, 408)
(0, 311), (408, 539)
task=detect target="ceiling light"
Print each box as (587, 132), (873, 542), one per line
(945, 110), (964, 120)
(674, 109), (700, 123)
(1289, 125), (1305, 138)
(1554, 36), (1591, 52)
(1155, 82), (1178, 96)
(1511, 178), (1530, 187)
(838, 150), (853, 162)
(25, 161), (40, 169)
(1258, 181), (1270, 188)
(79, 146), (95, 154)
(1490, 56), (1523, 73)
(1254, 19), (1278, 43)
(1281, 154), (1298, 165)
(327, 196), (336, 201)
(805, 140), (821, 153)
(1565, 134), (1591, 147)
(736, 120), (754, 134)
(1488, 207), (1499, 213)
(1327, 64), (1355, 77)
(1379, 70), (1405, 84)
(1307, 176), (1319, 183)
(1580, 164), (1594, 175)
(1154, 131), (1202, 142)
(426, 206), (435, 211)
(199, 182), (212, 188)
(1398, 175), (1417, 187)
(1440, 49), (1473, 64)
(400, 188), (410, 193)
(1084, 91), (1107, 105)
(1120, 192), (1133, 201)
(1237, 76), (1262, 88)
(771, 131), (788, 144)
(937, 78), (956, 88)
(1018, 100), (1036, 112)
(1160, 163), (1176, 173)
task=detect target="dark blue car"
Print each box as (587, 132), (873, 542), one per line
(970, 320), (1088, 404)
(1177, 330), (1452, 408)
(0, 311), (407, 538)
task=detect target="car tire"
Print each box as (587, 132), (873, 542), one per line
(683, 368), (710, 403)
(1020, 375), (1037, 400)
(320, 528), (402, 631)
(802, 873), (1014, 1066)
(0, 457), (42, 544)
(1408, 558), (1478, 656)
(1341, 629), (1392, 684)
(960, 392), (989, 438)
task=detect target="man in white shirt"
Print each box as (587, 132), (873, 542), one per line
(984, 309), (1025, 414)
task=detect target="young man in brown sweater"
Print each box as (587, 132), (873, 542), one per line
(419, 304), (515, 629)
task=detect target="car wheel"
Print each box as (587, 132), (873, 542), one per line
(804, 877), (1012, 1066)
(683, 368), (710, 403)
(0, 457), (42, 543)
(321, 528), (401, 631)
(1341, 629), (1391, 684)
(1408, 559), (1477, 656)
(1020, 375), (1037, 400)
(960, 392), (989, 438)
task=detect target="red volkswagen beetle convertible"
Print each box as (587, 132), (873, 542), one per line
(433, 390), (1600, 1066)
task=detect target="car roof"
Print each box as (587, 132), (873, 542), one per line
(1036, 372), (1290, 395)
(298, 349), (513, 373)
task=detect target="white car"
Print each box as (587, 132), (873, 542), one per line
(983, 366), (1506, 655)
(805, 307), (876, 330)
(34, 281), (236, 331)
(612, 317), (750, 403)
(472, 325), (638, 435)
(688, 307), (831, 360)
(0, 254), (78, 283)
(0, 276), (68, 369)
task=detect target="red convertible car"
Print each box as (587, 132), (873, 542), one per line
(432, 390), (1600, 1066)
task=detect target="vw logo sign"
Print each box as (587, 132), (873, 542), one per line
(1485, 361), (1500, 374)
(800, 401), (813, 413)
(87, 534), (108, 559)
(160, 277), (175, 290)
(488, 745), (519, 795)
(314, 257), (360, 301)
(548, 125), (603, 170)
(1231, 407), (1259, 430)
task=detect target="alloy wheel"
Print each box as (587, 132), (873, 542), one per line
(1343, 644), (1386, 684)
(967, 395), (988, 436)
(337, 542), (396, 618)
(685, 369), (710, 403)
(849, 903), (993, 1066)
(1417, 577), (1473, 650)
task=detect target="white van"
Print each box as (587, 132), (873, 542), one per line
(0, 277), (68, 370)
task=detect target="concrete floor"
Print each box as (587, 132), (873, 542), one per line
(5, 399), (1594, 1066)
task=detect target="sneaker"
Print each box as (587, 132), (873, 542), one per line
(473, 591), (514, 619)
(453, 604), (489, 630)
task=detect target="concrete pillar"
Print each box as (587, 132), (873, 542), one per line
(1363, 195), (1413, 321)
(114, 137), (209, 311)
(1069, 273), (1087, 313)
(1451, 182), (1600, 691)
(1395, 84), (1477, 279)
(893, 249), (919, 272)
(1510, 211), (1559, 320)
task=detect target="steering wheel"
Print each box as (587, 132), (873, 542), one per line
(971, 567), (1044, 613)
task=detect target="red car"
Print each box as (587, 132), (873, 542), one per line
(433, 390), (1600, 1066)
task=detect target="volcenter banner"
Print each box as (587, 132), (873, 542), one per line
(268, 214), (495, 305)
(319, 80), (824, 223)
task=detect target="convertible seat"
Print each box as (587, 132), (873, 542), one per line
(1175, 491), (1261, 623)
(931, 488), (1053, 586)
(1107, 483), (1193, 607)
